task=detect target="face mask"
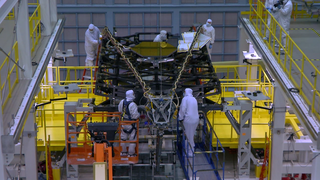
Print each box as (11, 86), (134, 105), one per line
(183, 92), (186, 97)
(89, 30), (93, 33)
(206, 23), (211, 27)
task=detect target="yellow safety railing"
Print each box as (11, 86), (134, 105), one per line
(249, 0), (320, 122)
(6, 1), (39, 20)
(210, 64), (274, 101)
(0, 42), (19, 111)
(292, 1), (320, 20)
(207, 64), (274, 147)
(28, 0), (39, 6)
(6, 8), (15, 20)
(35, 66), (98, 104)
(29, 4), (41, 52)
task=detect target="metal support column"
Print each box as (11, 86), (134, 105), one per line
(0, 101), (7, 180)
(40, 0), (53, 36)
(49, 0), (57, 24)
(310, 145), (320, 180)
(16, 0), (32, 79)
(64, 101), (79, 180)
(238, 100), (253, 179)
(23, 111), (38, 180)
(270, 84), (286, 180)
(171, 0), (180, 35)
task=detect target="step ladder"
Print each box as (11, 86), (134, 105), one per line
(79, 44), (101, 93)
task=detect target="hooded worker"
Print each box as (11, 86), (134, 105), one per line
(202, 19), (215, 59)
(264, 0), (280, 41)
(153, 30), (167, 42)
(85, 24), (100, 67)
(118, 90), (140, 157)
(273, 0), (292, 49)
(178, 88), (199, 157)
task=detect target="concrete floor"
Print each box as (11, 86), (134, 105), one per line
(279, 18), (320, 114)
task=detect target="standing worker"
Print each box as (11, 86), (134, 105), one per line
(201, 19), (215, 60)
(273, 0), (292, 50)
(263, 0), (280, 41)
(85, 24), (100, 67)
(118, 90), (140, 157)
(153, 30), (167, 42)
(178, 88), (199, 157)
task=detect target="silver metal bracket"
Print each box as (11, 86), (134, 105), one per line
(22, 131), (37, 138)
(272, 128), (285, 134)
(273, 106), (287, 113)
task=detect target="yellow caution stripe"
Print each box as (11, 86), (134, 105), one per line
(292, 59), (320, 61)
(289, 28), (320, 38)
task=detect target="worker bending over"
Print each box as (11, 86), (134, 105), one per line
(178, 88), (199, 157)
(85, 24), (100, 67)
(153, 30), (167, 42)
(118, 90), (140, 157)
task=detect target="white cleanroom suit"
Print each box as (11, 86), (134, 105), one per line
(153, 30), (167, 42)
(276, 0), (292, 47)
(118, 90), (140, 156)
(178, 88), (199, 157)
(85, 24), (100, 67)
(202, 19), (215, 60)
(264, 0), (280, 40)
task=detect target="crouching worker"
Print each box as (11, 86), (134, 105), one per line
(118, 90), (140, 157)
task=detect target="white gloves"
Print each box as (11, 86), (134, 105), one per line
(272, 6), (278, 11)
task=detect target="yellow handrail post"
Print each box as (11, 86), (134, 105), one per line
(312, 72), (318, 114)
(249, 0), (252, 21)
(300, 57), (305, 93)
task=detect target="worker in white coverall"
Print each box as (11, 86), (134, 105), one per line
(178, 88), (199, 157)
(201, 19), (215, 60)
(272, 0), (292, 49)
(85, 24), (100, 67)
(263, 0), (280, 41)
(118, 90), (140, 157)
(153, 30), (167, 42)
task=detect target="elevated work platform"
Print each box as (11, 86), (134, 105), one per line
(35, 64), (303, 151)
(241, 0), (320, 143)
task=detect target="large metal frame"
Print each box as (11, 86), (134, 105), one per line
(92, 25), (222, 173)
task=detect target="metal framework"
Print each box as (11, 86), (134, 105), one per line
(223, 98), (254, 178)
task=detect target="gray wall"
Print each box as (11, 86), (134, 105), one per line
(29, 0), (250, 66)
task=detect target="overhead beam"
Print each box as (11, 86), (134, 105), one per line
(56, 4), (250, 13)
(0, 0), (18, 24)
